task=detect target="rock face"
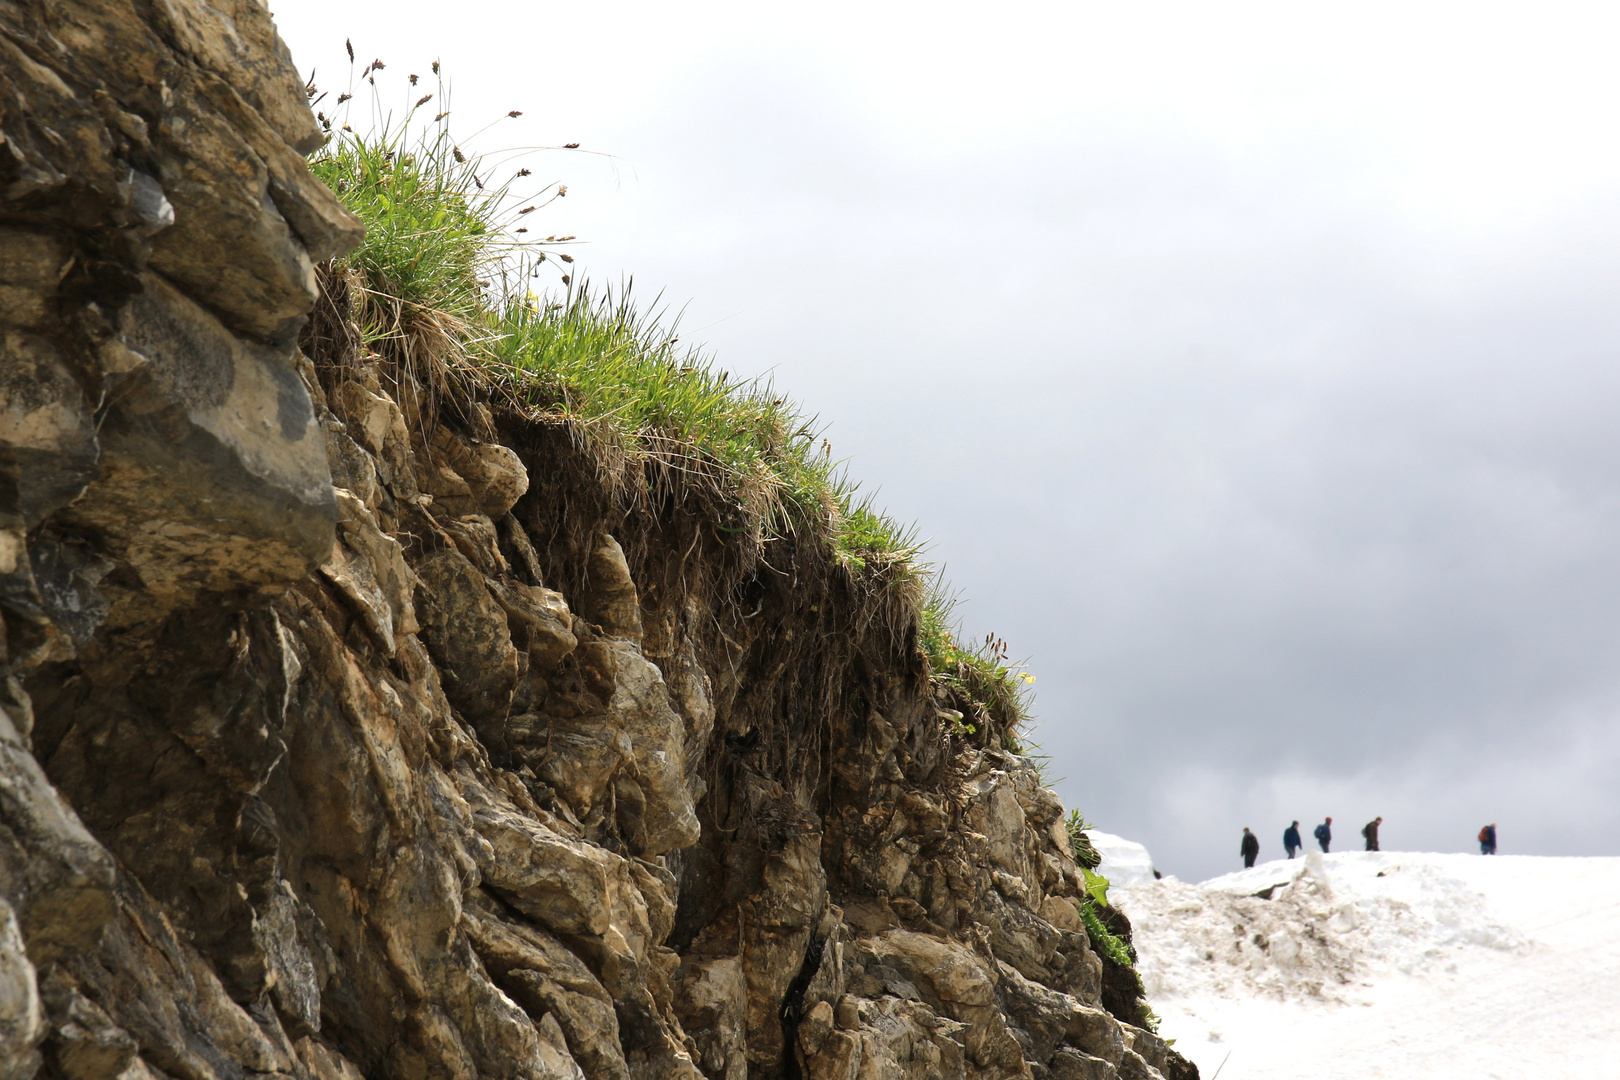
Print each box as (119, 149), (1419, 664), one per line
(0, 5), (1196, 1080)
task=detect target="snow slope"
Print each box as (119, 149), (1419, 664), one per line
(1090, 830), (1160, 886)
(1106, 845), (1620, 1079)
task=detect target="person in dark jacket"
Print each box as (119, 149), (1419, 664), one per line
(1362, 816), (1382, 851)
(1479, 823), (1497, 855)
(1241, 827), (1260, 868)
(1283, 820), (1302, 859)
(1313, 817), (1333, 853)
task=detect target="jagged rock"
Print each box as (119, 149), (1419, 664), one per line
(430, 427), (531, 519)
(0, 232), (95, 530)
(675, 955), (748, 1080)
(1122, 1025), (1171, 1076)
(606, 641), (702, 857)
(1116, 1046), (1163, 1080)
(491, 579), (577, 670)
(331, 379), (413, 490)
(441, 512), (511, 577)
(0, 701), (117, 965)
(584, 532), (645, 642)
(801, 994), (970, 1080)
(36, 969), (138, 1080)
(0, 3), (1200, 1079)
(1041, 895), (1084, 933)
(0, 898), (43, 1080)
(848, 929), (1025, 1073)
(56, 273), (338, 626)
(294, 1037), (367, 1080)
(465, 895), (630, 1080)
(416, 546), (522, 731)
(1049, 1047), (1116, 1080)
(473, 798), (625, 936)
(154, 0), (325, 155)
(321, 487), (417, 655)
(1066, 1002), (1126, 1067)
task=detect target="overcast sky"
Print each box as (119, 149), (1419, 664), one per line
(276, 1), (1620, 880)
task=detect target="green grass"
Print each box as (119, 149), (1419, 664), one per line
(308, 87), (1035, 740)
(1066, 809), (1104, 869)
(306, 95), (524, 369)
(308, 127), (493, 333)
(1065, 816), (1152, 1025)
(919, 584), (1037, 737)
(1080, 899), (1135, 969)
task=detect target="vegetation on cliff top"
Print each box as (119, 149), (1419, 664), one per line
(306, 74), (1034, 743)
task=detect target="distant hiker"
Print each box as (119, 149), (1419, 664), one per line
(1479, 823), (1497, 855)
(1314, 817), (1333, 853)
(1283, 820), (1302, 859)
(1241, 827), (1260, 868)
(1362, 816), (1383, 852)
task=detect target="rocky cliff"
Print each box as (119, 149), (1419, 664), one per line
(0, 4), (1196, 1080)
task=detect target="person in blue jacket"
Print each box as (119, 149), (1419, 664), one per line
(1283, 820), (1302, 859)
(1479, 823), (1497, 855)
(1313, 816), (1333, 853)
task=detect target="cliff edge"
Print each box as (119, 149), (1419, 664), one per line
(0, 4), (1195, 1080)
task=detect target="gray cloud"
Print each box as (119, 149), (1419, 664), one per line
(279, 7), (1620, 880)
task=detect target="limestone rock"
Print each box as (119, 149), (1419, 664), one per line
(0, 273), (97, 530)
(59, 274), (338, 625)
(321, 487), (417, 655)
(491, 579), (578, 670)
(430, 427), (531, 519)
(37, 970), (138, 1080)
(473, 800), (621, 936)
(1117, 1046), (1164, 1080)
(0, 898), (43, 1080)
(676, 955), (748, 1080)
(0, 702), (117, 964)
(415, 546), (522, 731)
(584, 533), (644, 642)
(294, 1037), (368, 1080)
(0, 3), (1197, 1079)
(1050, 1047), (1117, 1080)
(606, 641), (701, 856)
(1123, 1024), (1172, 1076)
(849, 929), (1024, 1072)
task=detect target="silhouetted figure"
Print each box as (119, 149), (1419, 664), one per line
(1283, 820), (1302, 859)
(1479, 823), (1497, 855)
(1362, 816), (1382, 852)
(1241, 827), (1260, 868)
(1314, 817), (1333, 853)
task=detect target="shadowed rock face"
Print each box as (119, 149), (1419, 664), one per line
(0, 5), (1196, 1080)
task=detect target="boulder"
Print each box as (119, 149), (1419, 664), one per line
(415, 547), (521, 731)
(582, 533), (643, 642)
(58, 275), (338, 624)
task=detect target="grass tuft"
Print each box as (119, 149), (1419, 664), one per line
(919, 583), (1037, 740)
(1066, 809), (1103, 869)
(308, 68), (1028, 741)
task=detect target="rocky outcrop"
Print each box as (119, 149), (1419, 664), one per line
(0, 4), (1196, 1080)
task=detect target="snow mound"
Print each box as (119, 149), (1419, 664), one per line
(1117, 851), (1520, 1006)
(1089, 830), (1158, 886)
(1111, 850), (1620, 1079)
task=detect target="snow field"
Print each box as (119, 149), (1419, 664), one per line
(1099, 841), (1620, 1079)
